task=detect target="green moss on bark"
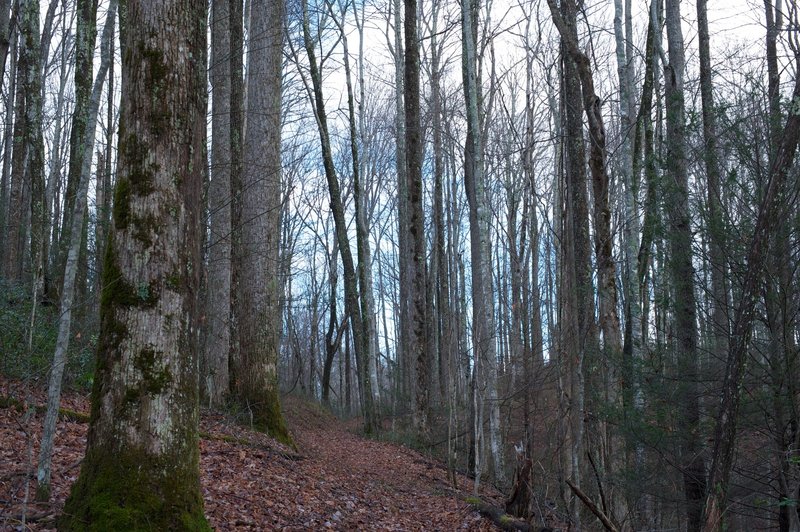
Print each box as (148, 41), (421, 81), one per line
(250, 389), (294, 449)
(113, 178), (131, 230)
(59, 447), (209, 531)
(120, 348), (173, 405)
(119, 133), (157, 196)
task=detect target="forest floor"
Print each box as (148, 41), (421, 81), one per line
(0, 376), (503, 530)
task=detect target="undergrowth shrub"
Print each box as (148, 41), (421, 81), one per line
(0, 279), (97, 390)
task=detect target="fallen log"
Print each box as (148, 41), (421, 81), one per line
(0, 394), (90, 422)
(566, 479), (618, 532)
(467, 497), (553, 532)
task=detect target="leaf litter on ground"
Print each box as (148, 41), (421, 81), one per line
(0, 376), (502, 530)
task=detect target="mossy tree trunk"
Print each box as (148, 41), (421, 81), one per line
(404, 0), (429, 438)
(54, 0), (98, 299)
(4, 0), (45, 283)
(59, 0), (209, 529)
(663, 0), (706, 528)
(230, 0), (292, 445)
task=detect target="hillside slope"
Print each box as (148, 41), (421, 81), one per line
(0, 378), (499, 530)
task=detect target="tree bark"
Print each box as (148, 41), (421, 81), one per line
(613, 0), (637, 524)
(663, 0), (707, 527)
(404, 0), (429, 437)
(697, 0), (729, 368)
(322, 237), (342, 406)
(59, 0), (209, 527)
(0, 18), (15, 265)
(228, 0), (244, 404)
(203, 0), (233, 407)
(4, 0), (45, 284)
(462, 0), (505, 486)
(392, 0), (413, 409)
(95, 25), (116, 296)
(231, 0), (291, 444)
(55, 0), (99, 299)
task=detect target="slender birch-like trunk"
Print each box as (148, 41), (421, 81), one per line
(462, 0), (505, 486)
(37, 1), (117, 501)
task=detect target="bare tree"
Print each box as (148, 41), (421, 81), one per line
(37, 0), (117, 501)
(296, 0), (377, 433)
(54, 0), (98, 297)
(462, 0), (505, 487)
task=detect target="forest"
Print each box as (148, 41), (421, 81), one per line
(0, 0), (798, 529)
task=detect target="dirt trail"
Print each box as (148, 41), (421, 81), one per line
(201, 397), (497, 530)
(1, 379), (498, 530)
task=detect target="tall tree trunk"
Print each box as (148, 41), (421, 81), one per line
(547, 0), (604, 522)
(663, 0), (707, 527)
(37, 1), (117, 501)
(228, 0), (244, 403)
(697, 0), (729, 369)
(626, 3), (658, 528)
(462, 0), (505, 486)
(404, 0), (428, 437)
(43, 35), (71, 302)
(353, 0), (381, 406)
(55, 0), (99, 298)
(59, 0), (209, 526)
(547, 2), (623, 503)
(392, 0), (412, 409)
(232, 0), (291, 444)
(0, 21), (15, 264)
(559, 35), (593, 524)
(331, 0), (380, 421)
(429, 1), (451, 406)
(613, 0), (637, 524)
(95, 26), (116, 296)
(322, 237), (341, 406)
(4, 0), (45, 283)
(203, 0), (233, 406)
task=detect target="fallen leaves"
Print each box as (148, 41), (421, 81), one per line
(0, 377), (499, 530)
